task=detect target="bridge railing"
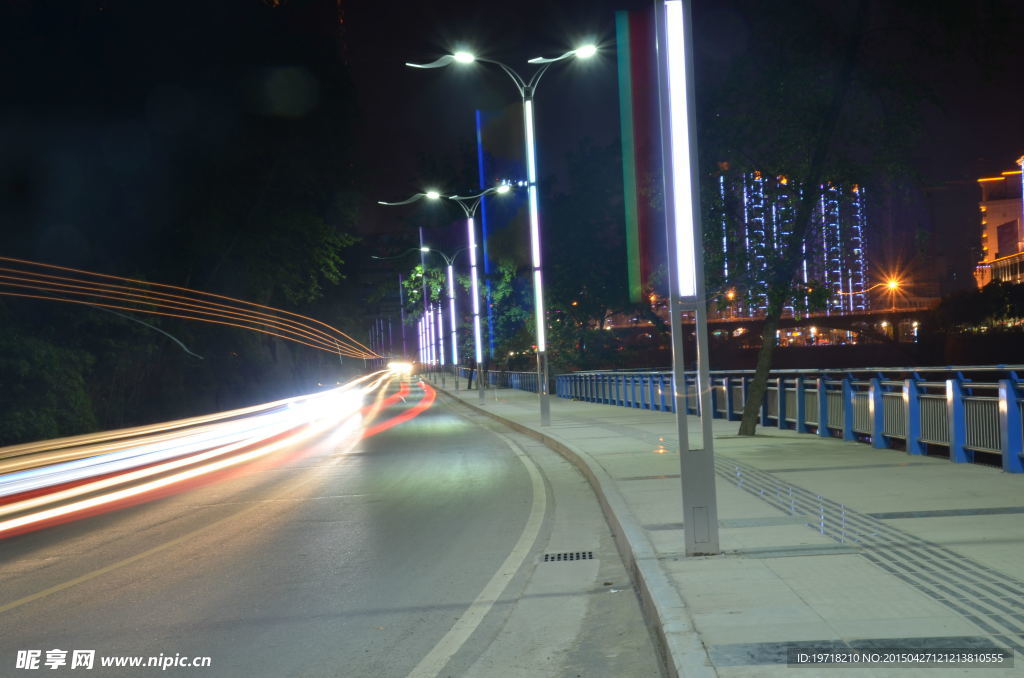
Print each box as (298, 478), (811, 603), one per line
(453, 367), (541, 393)
(555, 366), (1024, 474)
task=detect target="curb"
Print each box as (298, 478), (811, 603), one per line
(435, 386), (717, 678)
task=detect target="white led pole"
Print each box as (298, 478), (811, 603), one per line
(447, 263), (457, 368)
(655, 0), (719, 556)
(467, 214), (485, 402)
(436, 304), (445, 370)
(408, 47), (596, 426)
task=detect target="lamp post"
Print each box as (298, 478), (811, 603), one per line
(407, 45), (597, 425)
(378, 185), (512, 402)
(655, 0), (719, 556)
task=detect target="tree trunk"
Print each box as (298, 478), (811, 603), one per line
(738, 0), (868, 436)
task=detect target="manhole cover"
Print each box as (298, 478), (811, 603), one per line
(543, 551), (594, 562)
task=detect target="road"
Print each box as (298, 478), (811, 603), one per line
(1, 378), (663, 677)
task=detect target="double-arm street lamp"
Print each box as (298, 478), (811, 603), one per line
(407, 45), (597, 424)
(379, 185), (511, 401)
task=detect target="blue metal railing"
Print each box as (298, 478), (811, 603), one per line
(555, 366), (1024, 474)
(453, 367), (541, 393)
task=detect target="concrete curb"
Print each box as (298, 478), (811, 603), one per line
(437, 387), (716, 678)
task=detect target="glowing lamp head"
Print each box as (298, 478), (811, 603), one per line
(886, 279), (900, 290)
(574, 44), (598, 59)
(726, 289), (736, 301)
(425, 190), (441, 200)
(495, 184), (511, 194)
(420, 247), (430, 252)
(453, 51), (476, 64)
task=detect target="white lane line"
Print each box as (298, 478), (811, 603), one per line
(406, 429), (547, 678)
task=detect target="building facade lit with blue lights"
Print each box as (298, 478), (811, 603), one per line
(709, 170), (869, 318)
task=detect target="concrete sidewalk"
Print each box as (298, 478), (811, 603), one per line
(434, 380), (1023, 677)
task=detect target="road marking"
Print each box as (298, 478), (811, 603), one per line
(406, 428), (548, 678)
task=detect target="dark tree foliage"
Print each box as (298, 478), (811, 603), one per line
(936, 281), (1024, 330)
(0, 1), (365, 445)
(696, 0), (934, 434)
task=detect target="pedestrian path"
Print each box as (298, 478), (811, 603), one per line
(434, 380), (1024, 678)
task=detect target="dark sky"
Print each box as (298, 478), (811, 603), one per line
(344, 0), (1024, 188)
(343, 0), (647, 235)
(349, 0), (1024, 292)
(2, 0), (1023, 288)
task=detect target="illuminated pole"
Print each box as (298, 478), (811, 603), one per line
(448, 263), (457, 379)
(436, 304), (445, 370)
(467, 214), (486, 403)
(408, 47), (596, 426)
(655, 0), (719, 556)
(398, 273), (408, 358)
(446, 187), (512, 403)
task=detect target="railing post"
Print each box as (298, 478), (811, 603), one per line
(946, 378), (971, 463)
(723, 376), (736, 421)
(842, 377), (855, 441)
(760, 377), (770, 426)
(869, 377), (888, 449)
(795, 376), (808, 433)
(817, 377), (830, 438)
(904, 378), (924, 455)
(777, 377), (787, 430)
(998, 379), (1023, 473)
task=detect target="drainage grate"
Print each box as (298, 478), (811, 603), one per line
(543, 551), (594, 562)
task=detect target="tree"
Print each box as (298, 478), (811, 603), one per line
(697, 0), (925, 435)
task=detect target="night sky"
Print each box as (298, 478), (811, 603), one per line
(3, 0), (1023, 291)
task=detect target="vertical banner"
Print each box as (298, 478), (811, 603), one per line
(617, 8), (663, 302)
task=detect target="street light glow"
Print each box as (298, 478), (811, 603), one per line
(574, 44), (598, 59)
(420, 247), (430, 252)
(425, 191), (441, 200)
(887, 279), (900, 290)
(495, 184), (511, 194)
(453, 51), (476, 64)
(664, 0), (698, 298)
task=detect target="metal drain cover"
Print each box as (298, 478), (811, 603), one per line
(543, 551), (594, 562)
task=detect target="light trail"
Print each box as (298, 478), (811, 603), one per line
(0, 257), (380, 359)
(0, 271), (360, 356)
(0, 370), (436, 539)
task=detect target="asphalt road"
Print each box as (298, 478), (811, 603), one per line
(1, 380), (662, 677)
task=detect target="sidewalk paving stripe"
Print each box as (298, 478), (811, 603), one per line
(868, 506), (1024, 519)
(716, 457), (1024, 652)
(765, 462), (935, 473)
(644, 516), (813, 531)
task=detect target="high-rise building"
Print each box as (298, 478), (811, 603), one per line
(974, 158), (1024, 288)
(709, 170), (869, 318)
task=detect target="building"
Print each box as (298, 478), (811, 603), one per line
(974, 157), (1024, 287)
(710, 170), (870, 318)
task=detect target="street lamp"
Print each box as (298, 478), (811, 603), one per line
(378, 185), (512, 401)
(408, 45), (598, 425)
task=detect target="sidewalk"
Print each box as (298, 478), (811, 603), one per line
(435, 380), (1024, 678)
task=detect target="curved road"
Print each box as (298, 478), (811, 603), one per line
(1, 379), (661, 677)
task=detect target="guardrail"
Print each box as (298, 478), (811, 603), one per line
(453, 367), (541, 393)
(555, 366), (1024, 474)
